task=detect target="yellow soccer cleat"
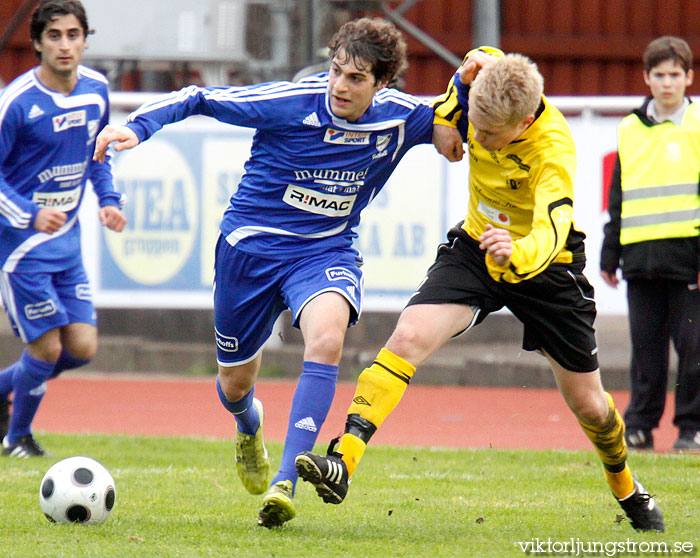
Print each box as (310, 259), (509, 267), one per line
(257, 480), (296, 528)
(235, 398), (270, 495)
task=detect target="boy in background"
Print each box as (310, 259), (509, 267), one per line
(600, 36), (700, 452)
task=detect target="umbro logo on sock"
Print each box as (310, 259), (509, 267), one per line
(302, 112), (321, 127)
(353, 396), (371, 406)
(294, 416), (318, 432)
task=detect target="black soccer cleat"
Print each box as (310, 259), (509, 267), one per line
(2, 434), (49, 458)
(616, 479), (664, 532)
(0, 399), (9, 442)
(672, 429), (700, 453)
(295, 446), (349, 504)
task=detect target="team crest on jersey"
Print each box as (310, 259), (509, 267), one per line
(53, 110), (86, 132)
(507, 178), (528, 190)
(373, 133), (392, 159)
(324, 128), (371, 145)
(376, 133), (392, 152)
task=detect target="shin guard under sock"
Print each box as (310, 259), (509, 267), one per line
(579, 393), (634, 499)
(271, 361), (338, 490)
(338, 348), (415, 476)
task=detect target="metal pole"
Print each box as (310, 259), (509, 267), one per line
(472, 0), (500, 48)
(381, 4), (462, 68)
(0, 0), (37, 55)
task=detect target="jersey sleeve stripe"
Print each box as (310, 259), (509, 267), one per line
(128, 83), (327, 120)
(77, 65), (109, 84)
(0, 193), (32, 228)
(0, 76), (34, 124)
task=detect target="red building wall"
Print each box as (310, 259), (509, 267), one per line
(362, 0), (700, 96)
(2, 0), (700, 96)
(0, 0), (36, 86)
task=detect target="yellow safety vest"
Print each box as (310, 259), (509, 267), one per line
(618, 103), (700, 245)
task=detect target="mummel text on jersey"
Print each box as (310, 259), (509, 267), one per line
(125, 73), (434, 258)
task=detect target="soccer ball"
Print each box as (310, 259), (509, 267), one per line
(39, 456), (116, 525)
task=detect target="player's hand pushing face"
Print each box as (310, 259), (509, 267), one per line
(459, 51), (498, 85)
(93, 125), (140, 163)
(34, 207), (67, 234)
(479, 224), (513, 267)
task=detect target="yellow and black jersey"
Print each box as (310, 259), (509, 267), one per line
(435, 89), (584, 283)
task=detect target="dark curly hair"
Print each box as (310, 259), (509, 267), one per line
(328, 18), (407, 88)
(30, 0), (91, 60)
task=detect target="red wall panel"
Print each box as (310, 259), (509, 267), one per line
(1, 0), (699, 96)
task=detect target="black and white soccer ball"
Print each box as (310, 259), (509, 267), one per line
(39, 456), (116, 525)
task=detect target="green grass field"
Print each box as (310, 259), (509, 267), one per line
(1, 432), (697, 558)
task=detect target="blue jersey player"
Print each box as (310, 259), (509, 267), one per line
(94, 17), (463, 527)
(0, 0), (126, 457)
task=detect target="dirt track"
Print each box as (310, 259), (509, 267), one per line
(33, 374), (679, 452)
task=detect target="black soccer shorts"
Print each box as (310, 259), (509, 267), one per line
(407, 224), (600, 373)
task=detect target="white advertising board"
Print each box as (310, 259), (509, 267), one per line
(78, 96), (639, 314)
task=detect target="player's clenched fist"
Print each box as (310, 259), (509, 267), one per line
(479, 224), (513, 267)
(34, 207), (67, 234)
(93, 125), (140, 163)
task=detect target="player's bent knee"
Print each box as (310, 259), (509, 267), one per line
(386, 325), (424, 358)
(29, 337), (63, 363)
(304, 331), (345, 364)
(571, 397), (610, 426)
(63, 339), (97, 361)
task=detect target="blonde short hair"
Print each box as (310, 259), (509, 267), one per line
(469, 53), (544, 127)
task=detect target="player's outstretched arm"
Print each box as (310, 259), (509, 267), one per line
(93, 125), (139, 163)
(432, 124), (464, 162)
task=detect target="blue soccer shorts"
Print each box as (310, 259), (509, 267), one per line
(213, 236), (364, 366)
(0, 262), (96, 343)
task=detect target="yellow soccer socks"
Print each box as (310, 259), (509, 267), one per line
(578, 393), (635, 499)
(337, 348), (415, 477)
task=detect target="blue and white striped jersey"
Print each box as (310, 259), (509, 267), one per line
(126, 73), (434, 257)
(0, 66), (121, 272)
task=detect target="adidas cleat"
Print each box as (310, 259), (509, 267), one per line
(257, 480), (296, 528)
(235, 398), (270, 494)
(616, 479), (664, 532)
(295, 449), (349, 504)
(2, 434), (49, 458)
